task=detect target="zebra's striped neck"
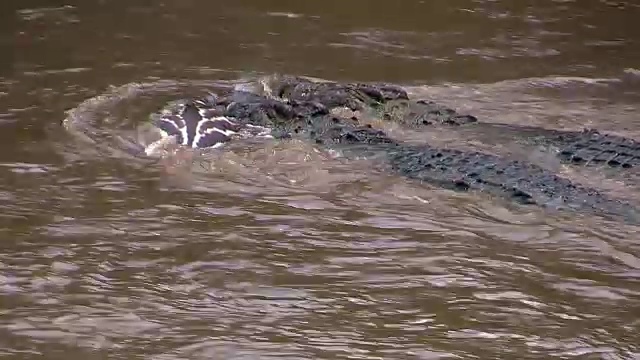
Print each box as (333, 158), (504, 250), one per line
(154, 99), (241, 150)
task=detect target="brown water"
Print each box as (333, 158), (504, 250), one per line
(2, 1), (640, 359)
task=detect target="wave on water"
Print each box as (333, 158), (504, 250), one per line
(61, 79), (243, 163)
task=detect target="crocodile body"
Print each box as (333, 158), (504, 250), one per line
(534, 129), (640, 169)
(271, 76), (640, 171)
(148, 75), (640, 223)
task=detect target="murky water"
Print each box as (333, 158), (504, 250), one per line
(2, 1), (640, 359)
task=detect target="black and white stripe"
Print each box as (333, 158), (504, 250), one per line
(154, 101), (241, 149)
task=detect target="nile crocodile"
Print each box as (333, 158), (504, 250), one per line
(146, 75), (640, 224)
(271, 76), (640, 171)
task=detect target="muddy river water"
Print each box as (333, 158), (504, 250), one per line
(1, 1), (640, 359)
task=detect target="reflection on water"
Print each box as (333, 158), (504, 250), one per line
(1, 0), (640, 359)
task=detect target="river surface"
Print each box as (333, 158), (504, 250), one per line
(2, 1), (640, 359)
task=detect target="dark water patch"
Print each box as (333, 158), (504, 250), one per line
(7, 0), (640, 85)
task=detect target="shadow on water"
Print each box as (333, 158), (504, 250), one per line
(1, 0), (640, 359)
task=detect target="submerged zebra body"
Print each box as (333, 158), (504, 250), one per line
(154, 99), (240, 149)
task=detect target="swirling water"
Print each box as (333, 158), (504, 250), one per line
(1, 1), (640, 359)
